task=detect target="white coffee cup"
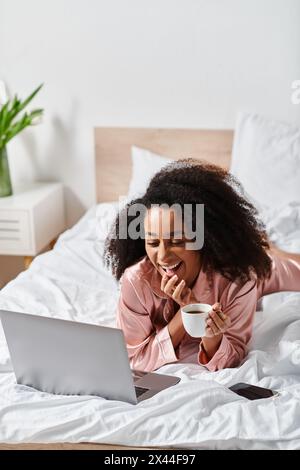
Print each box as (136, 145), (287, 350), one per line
(181, 303), (212, 338)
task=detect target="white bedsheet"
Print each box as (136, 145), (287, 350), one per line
(0, 202), (300, 450)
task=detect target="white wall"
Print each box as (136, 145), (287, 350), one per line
(1, 0), (300, 225)
(0, 0), (300, 285)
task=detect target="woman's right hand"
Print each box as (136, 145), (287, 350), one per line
(161, 274), (197, 307)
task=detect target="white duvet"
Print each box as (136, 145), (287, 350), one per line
(0, 201), (300, 450)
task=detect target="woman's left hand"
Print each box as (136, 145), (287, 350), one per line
(204, 303), (231, 338)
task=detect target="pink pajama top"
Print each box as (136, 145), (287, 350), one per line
(116, 254), (300, 372)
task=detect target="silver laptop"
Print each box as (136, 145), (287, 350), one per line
(0, 310), (180, 404)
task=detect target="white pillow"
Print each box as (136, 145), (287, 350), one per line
(230, 112), (300, 209)
(127, 146), (172, 200)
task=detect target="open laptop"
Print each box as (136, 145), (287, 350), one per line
(0, 310), (180, 404)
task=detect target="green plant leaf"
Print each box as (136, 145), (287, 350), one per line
(0, 84), (44, 148)
(5, 119), (28, 144)
(28, 108), (43, 118)
(0, 102), (10, 135)
(16, 84), (43, 115)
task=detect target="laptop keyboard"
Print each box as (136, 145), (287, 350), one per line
(135, 386), (149, 398)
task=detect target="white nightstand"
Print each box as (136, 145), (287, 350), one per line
(0, 183), (65, 269)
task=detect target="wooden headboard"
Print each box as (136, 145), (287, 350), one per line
(94, 127), (233, 202)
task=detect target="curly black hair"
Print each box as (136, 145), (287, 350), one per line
(104, 158), (272, 283)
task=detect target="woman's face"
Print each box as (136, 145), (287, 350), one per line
(144, 207), (202, 287)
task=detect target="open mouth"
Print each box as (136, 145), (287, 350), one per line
(159, 261), (183, 277)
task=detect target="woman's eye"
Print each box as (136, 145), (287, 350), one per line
(146, 240), (184, 247)
(171, 240), (184, 245)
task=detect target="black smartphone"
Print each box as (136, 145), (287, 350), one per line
(229, 382), (278, 400)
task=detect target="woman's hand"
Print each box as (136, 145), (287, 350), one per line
(161, 274), (197, 307)
(204, 303), (231, 338)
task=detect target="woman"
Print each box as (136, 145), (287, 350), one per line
(104, 159), (300, 372)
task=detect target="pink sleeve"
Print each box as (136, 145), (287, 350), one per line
(257, 253), (300, 298)
(116, 272), (178, 372)
(198, 279), (258, 371)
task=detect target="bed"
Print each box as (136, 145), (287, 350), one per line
(1, 124), (300, 450)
